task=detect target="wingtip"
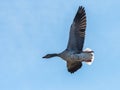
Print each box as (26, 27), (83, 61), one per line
(78, 6), (85, 11)
(78, 6), (85, 13)
(79, 6), (84, 9)
(74, 6), (86, 23)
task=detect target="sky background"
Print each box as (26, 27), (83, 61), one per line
(0, 0), (120, 90)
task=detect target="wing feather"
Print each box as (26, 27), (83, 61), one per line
(67, 6), (86, 53)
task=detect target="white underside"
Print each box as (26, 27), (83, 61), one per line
(83, 48), (94, 65)
(60, 48), (94, 65)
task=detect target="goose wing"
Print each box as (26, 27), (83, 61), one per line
(67, 6), (86, 53)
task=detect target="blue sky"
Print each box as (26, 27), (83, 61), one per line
(0, 0), (120, 90)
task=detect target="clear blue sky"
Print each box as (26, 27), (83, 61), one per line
(0, 0), (120, 90)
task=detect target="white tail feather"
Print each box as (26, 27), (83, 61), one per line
(84, 48), (94, 65)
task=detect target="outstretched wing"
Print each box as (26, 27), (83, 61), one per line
(67, 6), (86, 53)
(67, 61), (82, 73)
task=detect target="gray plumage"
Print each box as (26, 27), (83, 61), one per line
(43, 6), (94, 73)
(67, 6), (86, 53)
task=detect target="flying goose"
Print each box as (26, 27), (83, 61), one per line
(43, 6), (94, 73)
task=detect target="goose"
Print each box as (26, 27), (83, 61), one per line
(43, 6), (94, 73)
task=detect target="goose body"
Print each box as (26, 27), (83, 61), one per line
(59, 48), (94, 63)
(43, 6), (94, 73)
